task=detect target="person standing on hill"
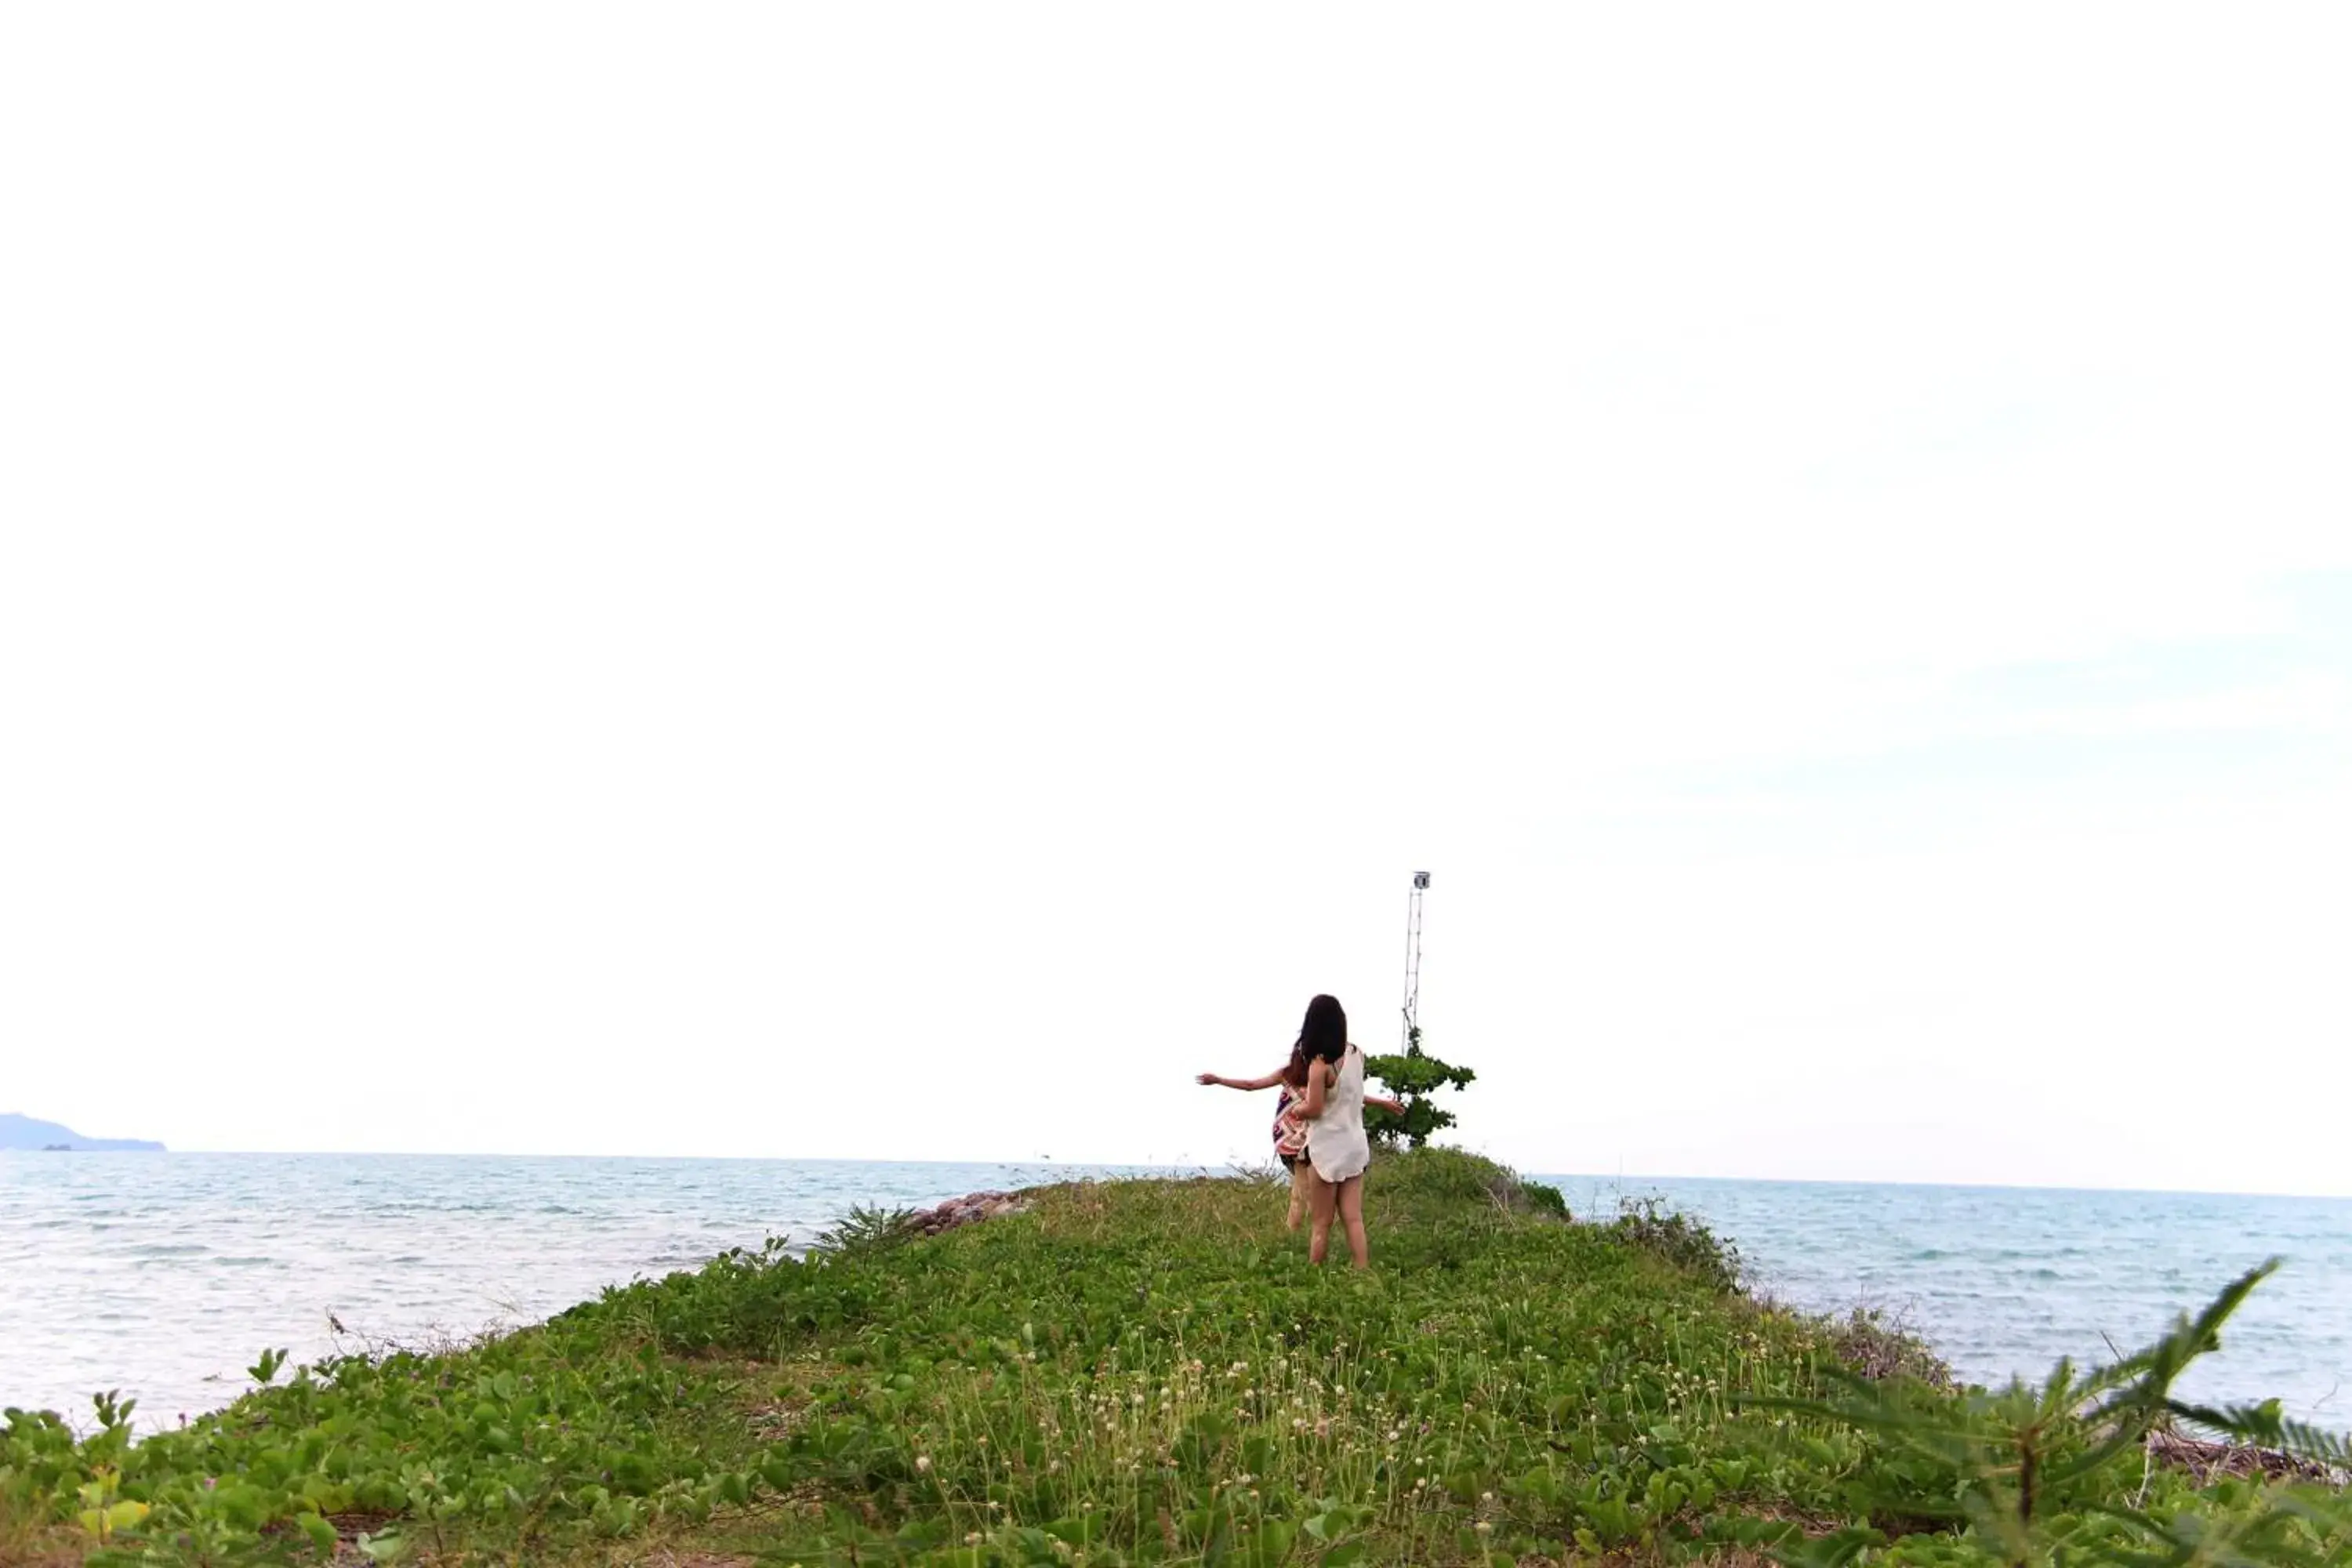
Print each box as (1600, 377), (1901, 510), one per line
(1198, 993), (1396, 1258)
(1287, 993), (1375, 1268)
(1196, 1044), (1319, 1229)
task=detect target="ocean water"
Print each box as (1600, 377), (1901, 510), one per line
(1544, 1173), (2352, 1429)
(0, 1152), (1151, 1431)
(2, 1153), (2347, 1435)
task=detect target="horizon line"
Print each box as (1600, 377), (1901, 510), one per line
(8, 1145), (2347, 1204)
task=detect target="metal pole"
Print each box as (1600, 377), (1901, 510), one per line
(1402, 871), (1429, 1051)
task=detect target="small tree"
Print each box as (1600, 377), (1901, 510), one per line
(1364, 1025), (1475, 1149)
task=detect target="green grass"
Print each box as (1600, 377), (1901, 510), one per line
(2, 1149), (2343, 1566)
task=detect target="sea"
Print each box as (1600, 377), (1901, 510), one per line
(2, 1153), (2347, 1436)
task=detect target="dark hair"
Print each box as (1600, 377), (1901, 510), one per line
(1280, 1041), (1312, 1089)
(1296, 994), (1348, 1067)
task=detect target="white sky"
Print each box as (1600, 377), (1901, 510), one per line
(3, 5), (2347, 1196)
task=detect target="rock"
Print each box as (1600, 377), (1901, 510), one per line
(898, 1187), (1039, 1241)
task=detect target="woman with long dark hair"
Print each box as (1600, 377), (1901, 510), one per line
(1200, 993), (1394, 1263)
(1287, 993), (1374, 1266)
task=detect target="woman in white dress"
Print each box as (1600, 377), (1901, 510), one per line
(1197, 1023), (1403, 1233)
(1289, 993), (1375, 1268)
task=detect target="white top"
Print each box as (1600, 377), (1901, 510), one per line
(1305, 1046), (1372, 1183)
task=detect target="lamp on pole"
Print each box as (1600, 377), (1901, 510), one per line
(1401, 871), (1430, 1051)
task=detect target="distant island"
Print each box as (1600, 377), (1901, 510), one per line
(0, 1112), (165, 1152)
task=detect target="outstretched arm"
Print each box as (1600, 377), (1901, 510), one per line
(1367, 1094), (1406, 1116)
(1197, 1066), (1290, 1091)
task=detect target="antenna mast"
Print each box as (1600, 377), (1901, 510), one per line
(1401, 871), (1430, 1051)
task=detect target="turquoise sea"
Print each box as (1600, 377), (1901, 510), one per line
(2, 1154), (2346, 1434)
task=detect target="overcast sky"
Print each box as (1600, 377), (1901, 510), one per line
(4, 5), (2347, 1196)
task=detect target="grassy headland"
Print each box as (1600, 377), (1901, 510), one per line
(3, 1150), (2343, 1566)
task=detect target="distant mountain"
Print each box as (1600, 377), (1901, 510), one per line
(0, 1112), (165, 1152)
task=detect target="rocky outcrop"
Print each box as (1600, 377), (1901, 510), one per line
(2145, 1428), (2348, 1487)
(905, 1189), (1033, 1237)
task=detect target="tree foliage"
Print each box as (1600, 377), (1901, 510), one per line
(1363, 1025), (1475, 1149)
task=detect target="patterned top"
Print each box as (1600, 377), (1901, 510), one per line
(1272, 1084), (1310, 1160)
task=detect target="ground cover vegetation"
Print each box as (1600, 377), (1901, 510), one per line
(3, 1149), (2344, 1567)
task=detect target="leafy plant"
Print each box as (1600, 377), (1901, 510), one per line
(1363, 1024), (1475, 1149)
(1520, 1180), (1570, 1219)
(1756, 1259), (2351, 1568)
(1610, 1193), (1742, 1292)
(815, 1203), (917, 1255)
(71, 1468), (147, 1545)
(1375, 1144), (1567, 1220)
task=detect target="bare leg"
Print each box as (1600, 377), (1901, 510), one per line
(1307, 1171), (1338, 1265)
(1285, 1161), (1311, 1231)
(1338, 1174), (1368, 1269)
